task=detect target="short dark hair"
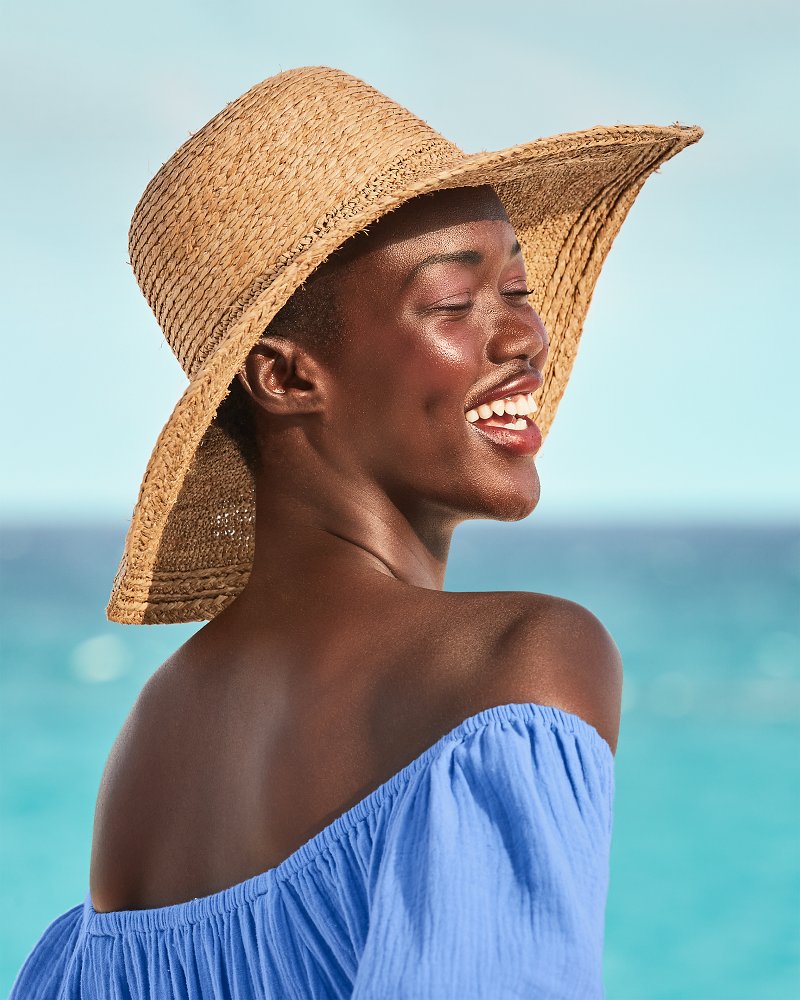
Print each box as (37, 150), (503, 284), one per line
(214, 264), (343, 475)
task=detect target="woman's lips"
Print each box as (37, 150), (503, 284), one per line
(464, 391), (542, 456)
(467, 417), (543, 456)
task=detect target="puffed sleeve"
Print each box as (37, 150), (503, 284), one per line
(350, 704), (615, 1000)
(9, 903), (84, 999)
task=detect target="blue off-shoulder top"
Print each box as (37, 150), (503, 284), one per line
(10, 702), (615, 999)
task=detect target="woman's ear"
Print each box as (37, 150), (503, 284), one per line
(238, 335), (326, 416)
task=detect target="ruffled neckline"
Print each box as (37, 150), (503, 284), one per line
(84, 700), (612, 934)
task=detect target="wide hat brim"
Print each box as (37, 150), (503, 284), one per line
(107, 120), (702, 625)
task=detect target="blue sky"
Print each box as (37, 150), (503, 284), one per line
(2, 0), (797, 524)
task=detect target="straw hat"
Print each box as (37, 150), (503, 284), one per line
(106, 64), (702, 625)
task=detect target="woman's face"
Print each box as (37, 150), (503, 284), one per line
(322, 185), (549, 524)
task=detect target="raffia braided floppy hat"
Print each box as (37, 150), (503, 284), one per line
(106, 64), (702, 626)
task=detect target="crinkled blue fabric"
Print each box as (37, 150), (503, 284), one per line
(10, 702), (615, 999)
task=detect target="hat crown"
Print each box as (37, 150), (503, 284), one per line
(129, 66), (461, 378)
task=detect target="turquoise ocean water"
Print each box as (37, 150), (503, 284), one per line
(2, 520), (798, 998)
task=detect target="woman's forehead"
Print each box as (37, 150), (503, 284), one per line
(375, 185), (508, 239)
(361, 185), (508, 253)
(320, 185), (512, 280)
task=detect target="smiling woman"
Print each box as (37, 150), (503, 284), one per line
(10, 65), (701, 999)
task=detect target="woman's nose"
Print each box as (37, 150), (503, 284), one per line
(486, 303), (549, 366)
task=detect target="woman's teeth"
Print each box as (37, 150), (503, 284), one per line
(465, 392), (538, 430)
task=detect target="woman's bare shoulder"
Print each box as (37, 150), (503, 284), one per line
(435, 590), (623, 755)
(495, 593), (623, 754)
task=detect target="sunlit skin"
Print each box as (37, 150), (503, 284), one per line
(89, 186), (621, 913)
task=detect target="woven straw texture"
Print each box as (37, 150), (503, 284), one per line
(106, 65), (702, 625)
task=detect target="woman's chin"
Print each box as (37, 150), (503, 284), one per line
(497, 487), (540, 522)
(463, 470), (541, 522)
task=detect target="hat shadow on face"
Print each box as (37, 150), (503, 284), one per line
(216, 183), (520, 490)
(215, 184), (510, 463)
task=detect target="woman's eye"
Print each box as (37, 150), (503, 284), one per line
(435, 300), (472, 312)
(423, 295), (473, 312)
(429, 288), (533, 312)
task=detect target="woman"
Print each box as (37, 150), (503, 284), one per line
(11, 66), (702, 998)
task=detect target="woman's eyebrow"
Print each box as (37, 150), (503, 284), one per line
(401, 238), (522, 289)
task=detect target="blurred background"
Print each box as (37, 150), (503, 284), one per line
(2, 1), (798, 997)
